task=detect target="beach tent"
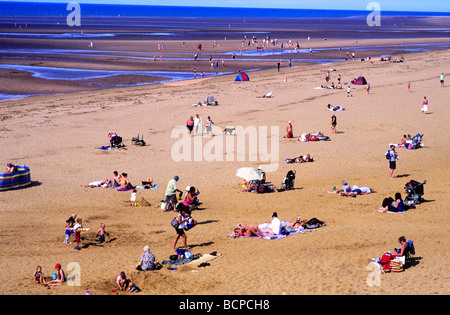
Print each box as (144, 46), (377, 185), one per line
(235, 71), (250, 81)
(0, 165), (31, 191)
(352, 76), (367, 85)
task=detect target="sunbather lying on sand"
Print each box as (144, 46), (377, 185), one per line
(285, 154), (313, 163)
(340, 186), (375, 196)
(233, 224), (267, 238)
(327, 104), (345, 111)
(81, 180), (110, 188)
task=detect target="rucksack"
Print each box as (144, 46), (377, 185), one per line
(385, 150), (391, 160)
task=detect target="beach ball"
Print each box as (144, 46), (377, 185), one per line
(51, 273), (57, 280)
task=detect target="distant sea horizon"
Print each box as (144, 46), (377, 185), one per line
(1, 1), (450, 18)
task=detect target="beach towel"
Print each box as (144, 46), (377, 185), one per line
(136, 184), (159, 190)
(97, 146), (124, 150)
(229, 228), (307, 240)
(117, 187), (134, 191)
(185, 252), (222, 267)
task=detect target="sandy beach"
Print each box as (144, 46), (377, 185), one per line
(1, 24), (450, 296)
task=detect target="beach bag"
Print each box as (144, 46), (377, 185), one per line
(306, 218), (325, 229)
(171, 217), (180, 229)
(390, 260), (403, 272)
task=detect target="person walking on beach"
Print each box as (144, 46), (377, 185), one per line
(421, 96), (428, 114)
(206, 116), (215, 137)
(387, 145), (398, 179)
(347, 85), (352, 97)
(286, 121), (293, 138)
(172, 207), (190, 250)
(366, 82), (370, 94)
(331, 114), (337, 134)
(440, 73), (445, 87)
(186, 116), (194, 135)
(194, 114), (202, 135)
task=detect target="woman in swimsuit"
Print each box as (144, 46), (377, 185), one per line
(186, 116), (194, 135)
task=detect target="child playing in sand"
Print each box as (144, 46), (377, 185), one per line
(130, 188), (138, 206)
(33, 266), (46, 284)
(47, 263), (66, 285)
(116, 271), (139, 292)
(96, 223), (108, 244)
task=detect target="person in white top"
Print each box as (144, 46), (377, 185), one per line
(258, 212), (282, 235)
(269, 212), (282, 235)
(194, 114), (202, 135)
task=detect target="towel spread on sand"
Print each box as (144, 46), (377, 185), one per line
(229, 229), (307, 240)
(136, 184), (159, 190)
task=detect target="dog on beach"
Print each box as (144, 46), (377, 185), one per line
(223, 127), (236, 135)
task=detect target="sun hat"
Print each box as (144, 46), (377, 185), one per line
(185, 186), (191, 191)
(55, 263), (61, 269)
(174, 175), (179, 181)
(143, 246), (150, 252)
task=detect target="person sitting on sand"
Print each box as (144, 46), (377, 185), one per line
(119, 173), (133, 189)
(47, 263), (66, 285)
(258, 212), (282, 235)
(111, 171), (122, 188)
(399, 135), (408, 147)
(116, 271), (138, 292)
(4, 163), (16, 174)
(233, 224), (267, 238)
(131, 245), (156, 271)
(378, 192), (404, 213)
(33, 266), (47, 284)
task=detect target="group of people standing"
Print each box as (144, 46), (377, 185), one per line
(186, 114), (215, 136)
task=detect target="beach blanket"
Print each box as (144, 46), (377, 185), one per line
(136, 184), (159, 190)
(229, 228), (308, 240)
(97, 146), (125, 150)
(185, 253), (222, 267)
(117, 187), (134, 191)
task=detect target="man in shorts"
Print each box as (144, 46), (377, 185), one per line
(388, 145), (398, 179)
(165, 175), (182, 210)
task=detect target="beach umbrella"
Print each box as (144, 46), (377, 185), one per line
(236, 167), (263, 181)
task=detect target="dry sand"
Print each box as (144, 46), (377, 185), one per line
(0, 40), (449, 295)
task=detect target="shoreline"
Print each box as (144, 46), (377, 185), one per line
(1, 35), (449, 100)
